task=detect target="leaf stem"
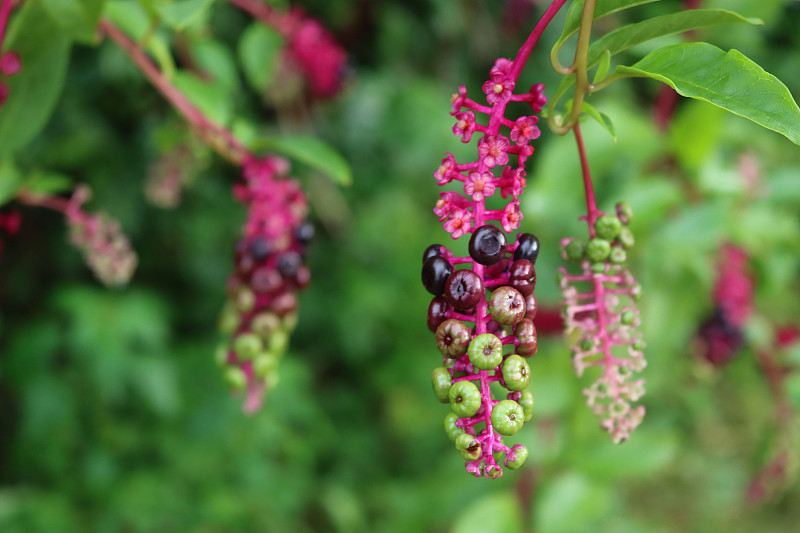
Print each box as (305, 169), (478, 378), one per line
(99, 19), (250, 166)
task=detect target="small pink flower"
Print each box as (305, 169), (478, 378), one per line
(434, 153), (457, 184)
(528, 83), (547, 113)
(501, 201), (522, 232)
(443, 207), (472, 239)
(510, 116), (540, 146)
(451, 85), (468, 113)
(490, 58), (513, 76)
(482, 72), (515, 105)
(500, 167), (527, 199)
(433, 192), (453, 220)
(0, 52), (21, 76)
(452, 111), (476, 143)
(478, 135), (510, 168)
(464, 170), (496, 201)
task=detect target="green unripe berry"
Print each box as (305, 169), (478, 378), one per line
(502, 355), (531, 392)
(565, 239), (585, 262)
(595, 215), (622, 241)
(254, 352), (278, 377)
(506, 445), (528, 470)
(282, 312), (299, 332)
(488, 285), (526, 326)
(234, 287), (256, 313)
(586, 238), (611, 262)
(468, 333), (503, 370)
(431, 367), (453, 403)
(621, 310), (635, 325)
(591, 262), (606, 273)
(491, 399), (525, 436)
(455, 433), (481, 461)
(617, 227), (635, 249)
(616, 201), (634, 223)
(214, 343), (229, 366)
(251, 312), (280, 339)
(484, 464), (503, 479)
(234, 333), (263, 361)
(224, 367), (247, 391)
(633, 338), (646, 351)
(579, 338), (594, 352)
(444, 412), (464, 441)
(449, 380), (482, 417)
(518, 390), (534, 421)
(268, 329), (289, 355)
(436, 319), (472, 359)
(609, 247), (627, 264)
(218, 304), (239, 334)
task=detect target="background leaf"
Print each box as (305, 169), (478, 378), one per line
(41, 0), (107, 44)
(237, 23), (285, 93)
(252, 135), (353, 186)
(155, 0), (215, 30)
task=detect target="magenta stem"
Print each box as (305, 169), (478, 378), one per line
(225, 0), (292, 37)
(509, 0), (571, 81)
(573, 124), (600, 237)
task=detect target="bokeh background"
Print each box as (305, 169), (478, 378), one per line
(2, 0), (800, 531)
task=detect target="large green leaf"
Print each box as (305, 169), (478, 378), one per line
(555, 0), (661, 52)
(587, 9), (761, 67)
(156, 0), (215, 30)
(171, 71), (233, 125)
(237, 23), (285, 93)
(41, 0), (106, 43)
(615, 42), (800, 145)
(0, 2), (71, 154)
(0, 157), (22, 206)
(103, 0), (175, 77)
(251, 136), (353, 187)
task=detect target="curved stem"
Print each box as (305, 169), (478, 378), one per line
(99, 20), (250, 166)
(509, 0), (571, 81)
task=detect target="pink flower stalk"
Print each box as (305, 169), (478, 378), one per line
(558, 240), (645, 444)
(217, 155), (313, 413)
(422, 0), (570, 478)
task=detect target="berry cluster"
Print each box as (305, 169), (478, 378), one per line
(559, 202), (645, 443)
(695, 244), (753, 366)
(423, 56), (548, 478)
(216, 156), (312, 413)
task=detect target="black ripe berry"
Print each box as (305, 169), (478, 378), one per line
(514, 233), (540, 264)
(422, 244), (443, 263)
(469, 224), (507, 266)
(427, 296), (450, 332)
(250, 237), (271, 261)
(295, 222), (315, 245)
(422, 256), (453, 296)
(508, 259), (536, 297)
(444, 269), (484, 310)
(278, 251), (302, 278)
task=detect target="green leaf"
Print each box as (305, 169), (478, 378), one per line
(191, 39), (239, 93)
(0, 157), (22, 206)
(0, 2), (71, 154)
(155, 0), (215, 29)
(555, 0), (660, 52)
(582, 101), (617, 141)
(171, 71), (232, 125)
(237, 22), (285, 92)
(41, 0), (106, 43)
(21, 171), (74, 197)
(251, 136), (353, 187)
(614, 43), (800, 145)
(587, 9), (761, 68)
(593, 48), (611, 84)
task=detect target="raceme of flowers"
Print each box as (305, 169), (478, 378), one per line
(421, 56), (548, 478)
(216, 155), (313, 413)
(558, 203), (645, 444)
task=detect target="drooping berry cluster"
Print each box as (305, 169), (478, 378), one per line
(422, 56), (549, 478)
(694, 244), (753, 366)
(216, 156), (312, 413)
(559, 202), (645, 443)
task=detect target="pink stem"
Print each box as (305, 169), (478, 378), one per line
(509, 0), (571, 81)
(225, 0), (291, 37)
(573, 124), (599, 237)
(0, 0), (12, 50)
(99, 20), (250, 166)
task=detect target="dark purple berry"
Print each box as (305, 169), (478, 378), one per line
(422, 256), (453, 296)
(485, 258), (510, 279)
(237, 254), (256, 278)
(515, 318), (538, 357)
(444, 269), (484, 311)
(422, 244), (444, 263)
(508, 259), (536, 297)
(295, 265), (311, 290)
(295, 222), (315, 244)
(250, 237), (271, 261)
(278, 251), (302, 278)
(514, 233), (540, 264)
(427, 296), (450, 332)
(251, 267), (282, 293)
(524, 293), (537, 321)
(468, 224), (507, 266)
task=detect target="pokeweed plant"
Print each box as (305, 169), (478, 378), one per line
(0, 0), (351, 412)
(422, 0), (800, 475)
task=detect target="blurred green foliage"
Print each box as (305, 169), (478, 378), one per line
(1, 0), (800, 532)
